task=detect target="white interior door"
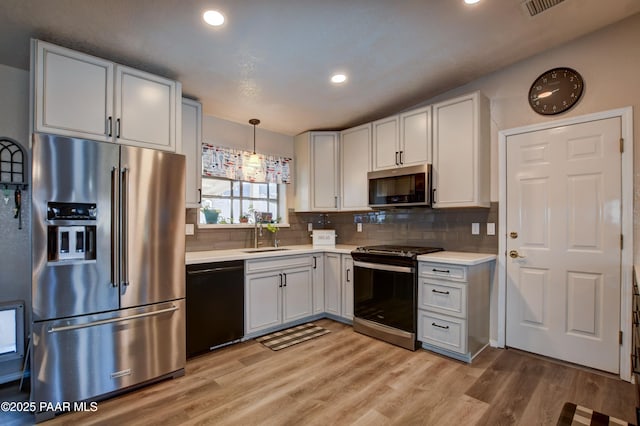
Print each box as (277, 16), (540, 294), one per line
(505, 117), (621, 373)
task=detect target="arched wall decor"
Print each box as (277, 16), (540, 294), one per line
(0, 137), (28, 229)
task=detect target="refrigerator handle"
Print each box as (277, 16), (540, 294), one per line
(47, 305), (179, 333)
(120, 167), (130, 287)
(110, 167), (119, 287)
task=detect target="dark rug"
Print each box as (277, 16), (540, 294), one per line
(256, 323), (330, 351)
(557, 402), (635, 426)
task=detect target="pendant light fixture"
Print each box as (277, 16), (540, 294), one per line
(249, 118), (260, 154)
(246, 118), (262, 171)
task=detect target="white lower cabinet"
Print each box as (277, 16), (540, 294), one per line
(312, 254), (325, 314)
(418, 260), (492, 362)
(341, 255), (354, 320)
(245, 256), (313, 335)
(324, 253), (353, 322)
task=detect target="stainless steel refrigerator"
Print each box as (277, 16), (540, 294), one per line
(31, 133), (186, 422)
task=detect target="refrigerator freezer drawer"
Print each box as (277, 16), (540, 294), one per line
(32, 300), (185, 411)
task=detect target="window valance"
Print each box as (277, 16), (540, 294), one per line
(202, 144), (292, 184)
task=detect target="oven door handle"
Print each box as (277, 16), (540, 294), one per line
(353, 261), (415, 274)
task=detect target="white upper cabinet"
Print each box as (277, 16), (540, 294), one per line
(372, 106), (431, 171)
(294, 131), (340, 211)
(432, 91), (490, 208)
(32, 39), (179, 151)
(399, 106), (431, 167)
(340, 123), (371, 211)
(180, 98), (202, 208)
(372, 116), (399, 170)
(114, 66), (177, 151)
(34, 40), (114, 143)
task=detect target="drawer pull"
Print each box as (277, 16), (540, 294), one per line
(432, 268), (450, 273)
(431, 322), (449, 330)
(431, 289), (450, 295)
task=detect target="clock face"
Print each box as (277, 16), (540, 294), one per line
(528, 67), (584, 115)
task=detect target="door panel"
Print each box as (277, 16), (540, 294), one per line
(506, 117), (621, 373)
(120, 146), (185, 308)
(31, 135), (120, 321)
(283, 268), (313, 322)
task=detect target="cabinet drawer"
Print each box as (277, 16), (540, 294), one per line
(246, 255), (312, 274)
(418, 279), (466, 318)
(419, 262), (466, 281)
(418, 311), (466, 354)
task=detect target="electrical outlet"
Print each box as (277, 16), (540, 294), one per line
(185, 223), (195, 235)
(357, 223), (363, 232)
(487, 222), (496, 235)
(471, 223), (480, 235)
(307, 223), (313, 232)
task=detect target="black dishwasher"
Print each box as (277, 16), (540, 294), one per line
(186, 260), (244, 358)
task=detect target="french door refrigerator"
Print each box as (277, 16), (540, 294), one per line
(31, 133), (186, 422)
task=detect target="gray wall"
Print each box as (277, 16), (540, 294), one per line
(0, 64), (30, 383)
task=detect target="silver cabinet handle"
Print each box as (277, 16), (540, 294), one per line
(283, 272), (287, 287)
(279, 273), (283, 288)
(48, 305), (179, 333)
(107, 116), (113, 137)
(313, 256), (317, 269)
(116, 118), (121, 138)
(399, 150), (404, 164)
(346, 268), (351, 282)
(395, 151), (399, 165)
(334, 196), (338, 208)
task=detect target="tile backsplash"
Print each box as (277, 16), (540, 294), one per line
(186, 203), (498, 254)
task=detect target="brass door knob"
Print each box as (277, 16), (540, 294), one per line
(509, 250), (525, 259)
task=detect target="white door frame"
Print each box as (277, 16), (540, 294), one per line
(498, 107), (634, 380)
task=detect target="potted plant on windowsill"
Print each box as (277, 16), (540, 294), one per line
(201, 207), (220, 224)
(239, 214), (249, 223)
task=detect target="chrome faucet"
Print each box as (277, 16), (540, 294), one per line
(253, 211), (263, 248)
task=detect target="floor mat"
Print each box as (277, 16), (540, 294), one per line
(256, 323), (330, 351)
(557, 402), (635, 426)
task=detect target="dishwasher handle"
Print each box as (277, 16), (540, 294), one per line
(187, 265), (245, 275)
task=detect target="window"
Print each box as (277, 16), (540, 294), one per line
(200, 177), (283, 225)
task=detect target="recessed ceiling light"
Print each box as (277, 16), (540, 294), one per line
(331, 73), (347, 84)
(464, 0), (480, 4)
(203, 10), (225, 26)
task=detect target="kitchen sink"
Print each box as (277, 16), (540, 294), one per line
(242, 248), (290, 253)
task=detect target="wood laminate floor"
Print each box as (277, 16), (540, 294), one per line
(1, 319), (636, 425)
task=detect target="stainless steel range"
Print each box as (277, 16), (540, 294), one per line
(351, 245), (443, 350)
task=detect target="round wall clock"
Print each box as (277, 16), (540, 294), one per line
(528, 67), (584, 115)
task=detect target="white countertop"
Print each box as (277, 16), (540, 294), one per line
(417, 251), (497, 265)
(186, 244), (358, 264)
(186, 245), (496, 266)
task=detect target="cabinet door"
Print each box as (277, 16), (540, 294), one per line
(246, 272), (282, 334)
(432, 92), (490, 208)
(282, 267), (313, 323)
(372, 116), (399, 171)
(115, 65), (177, 151)
(341, 255), (354, 320)
(340, 124), (371, 211)
(312, 255), (325, 314)
(181, 99), (202, 208)
(400, 106), (431, 167)
(324, 253), (342, 316)
(34, 40), (113, 142)
(311, 133), (339, 210)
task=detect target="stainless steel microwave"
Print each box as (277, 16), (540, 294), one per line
(368, 164), (432, 208)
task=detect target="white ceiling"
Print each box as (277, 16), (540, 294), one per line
(0, 0), (639, 136)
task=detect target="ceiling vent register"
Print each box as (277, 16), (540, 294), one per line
(521, 0), (565, 17)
